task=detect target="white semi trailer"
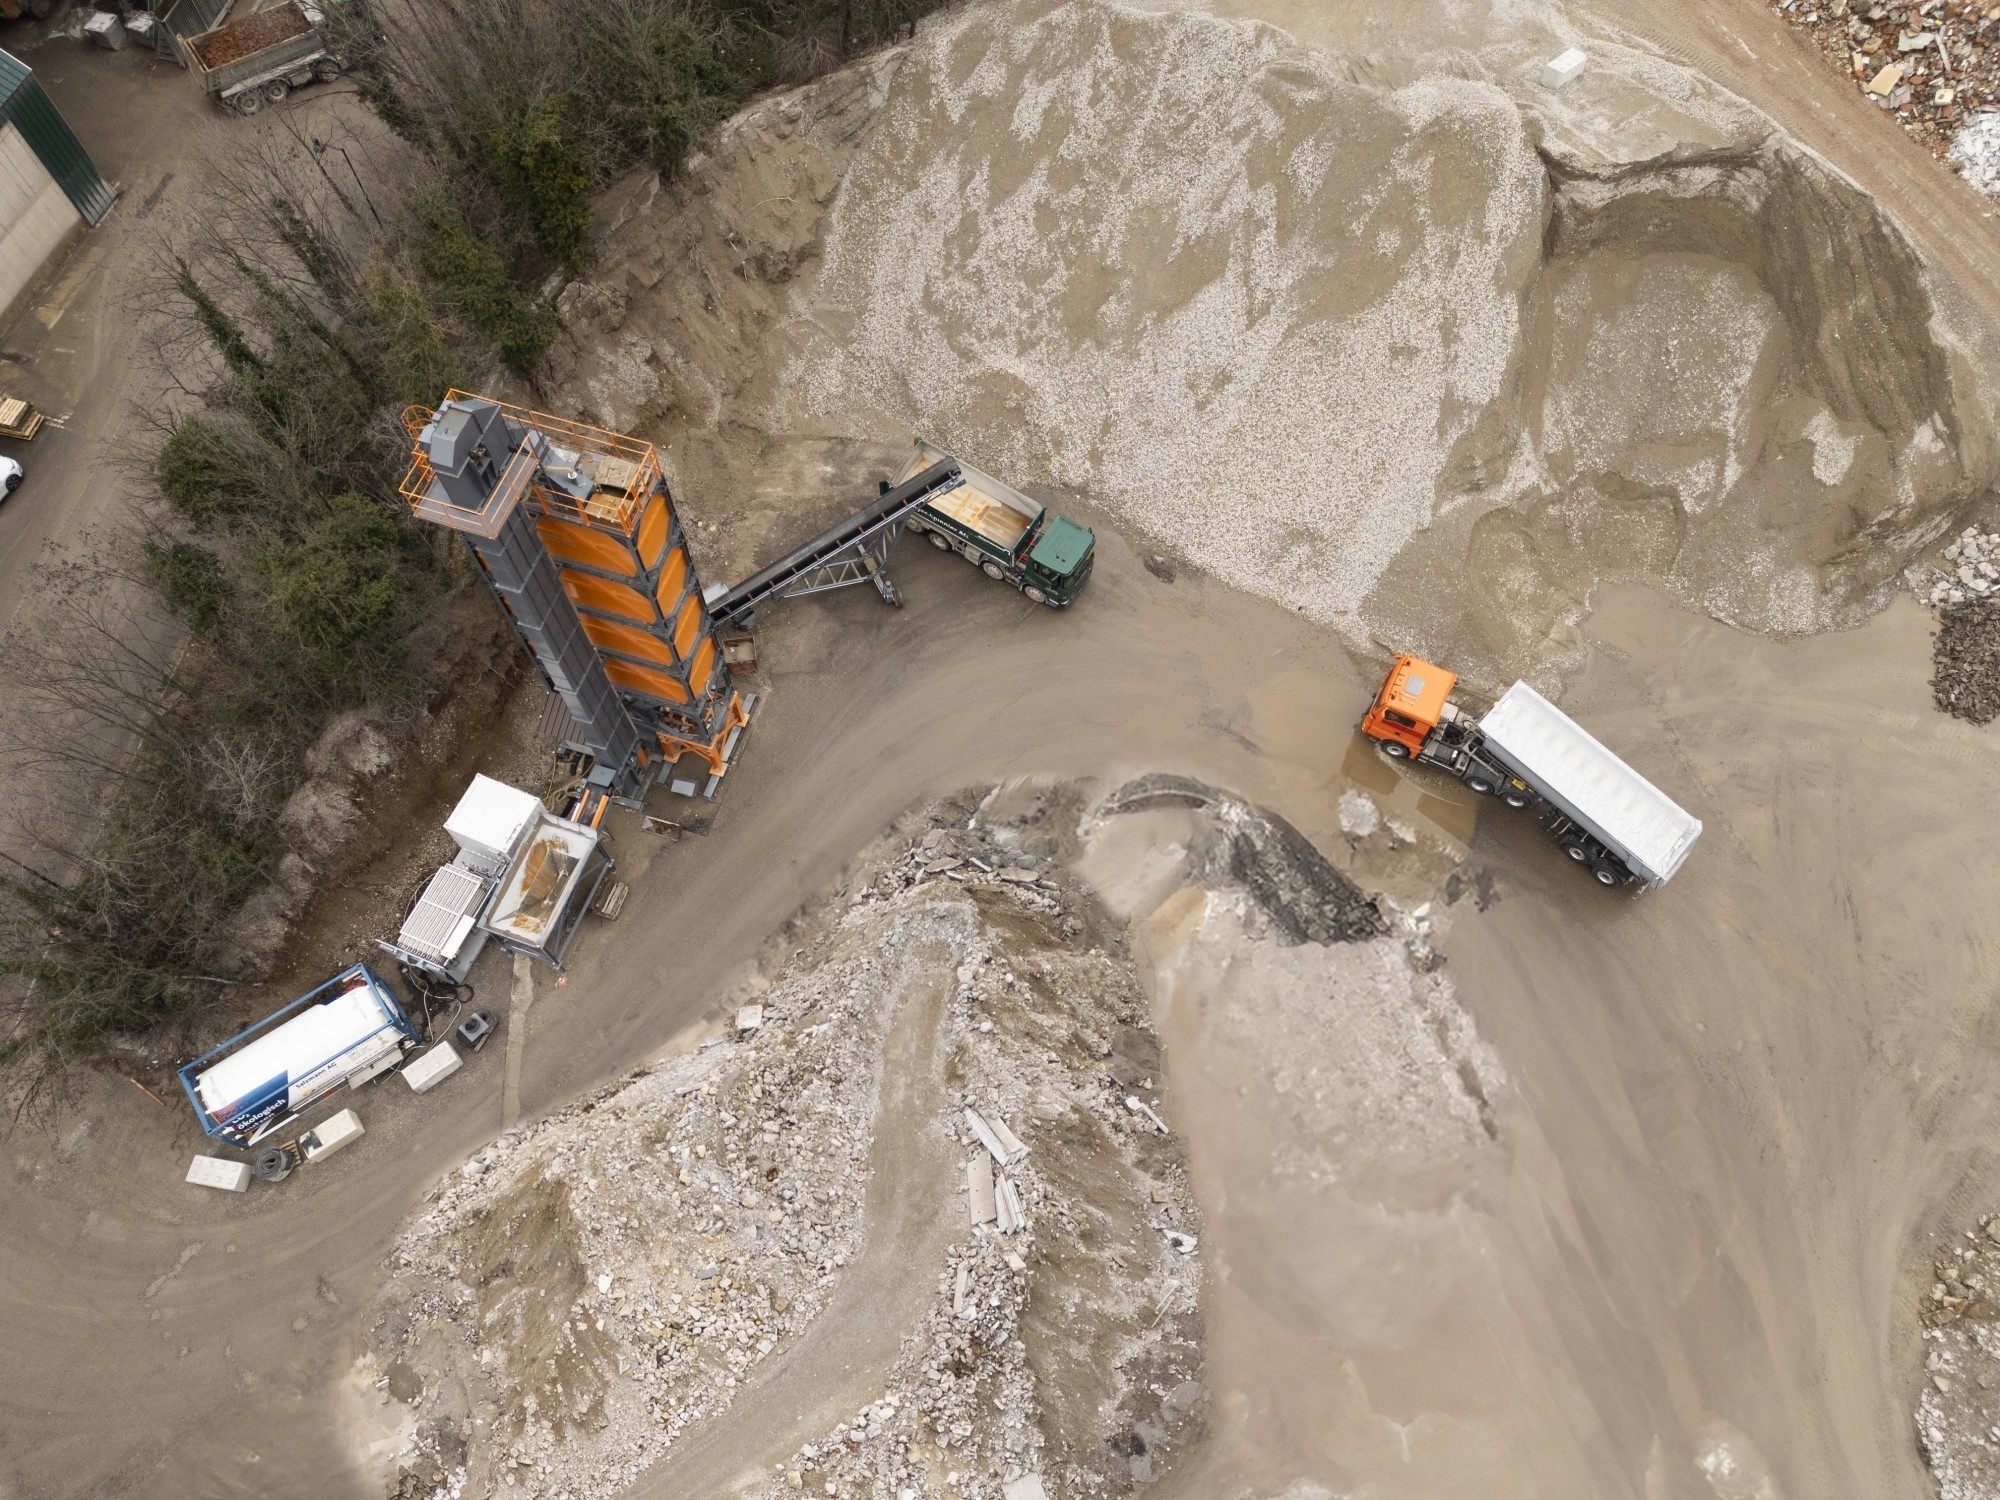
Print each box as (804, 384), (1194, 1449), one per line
(1360, 654), (1702, 889)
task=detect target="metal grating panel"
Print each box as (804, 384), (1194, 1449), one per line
(398, 864), (491, 964)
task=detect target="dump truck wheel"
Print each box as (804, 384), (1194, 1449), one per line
(1024, 585), (1048, 604)
(927, 531), (951, 550)
(981, 561), (1005, 581)
(1591, 862), (1622, 887)
(313, 57), (344, 83)
(263, 80), (291, 104)
(1380, 740), (1410, 760)
(1466, 775), (1495, 795)
(232, 90), (264, 116)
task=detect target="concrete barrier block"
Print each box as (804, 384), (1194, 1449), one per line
(301, 1108), (364, 1163)
(1541, 48), (1586, 89)
(402, 1043), (463, 1094)
(186, 1155), (252, 1193)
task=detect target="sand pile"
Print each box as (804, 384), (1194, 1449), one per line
(549, 0), (1997, 686)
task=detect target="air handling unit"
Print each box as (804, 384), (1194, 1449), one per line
(400, 394), (749, 798)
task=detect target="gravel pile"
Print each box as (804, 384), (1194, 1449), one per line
(1932, 600), (2000, 720)
(1766, 0), (2000, 173)
(1916, 1216), (2000, 1500)
(366, 788), (1203, 1500)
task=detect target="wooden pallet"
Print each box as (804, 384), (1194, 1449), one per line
(0, 397), (44, 441)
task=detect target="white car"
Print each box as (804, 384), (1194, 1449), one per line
(0, 455), (20, 496)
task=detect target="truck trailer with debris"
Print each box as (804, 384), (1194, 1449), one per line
(896, 441), (1095, 606)
(183, 1), (341, 115)
(1360, 654), (1701, 889)
(177, 965), (419, 1146)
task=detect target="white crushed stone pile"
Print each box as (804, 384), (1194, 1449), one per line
(783, 0), (1544, 637)
(1950, 112), (2000, 198)
(1917, 1216), (2000, 1500)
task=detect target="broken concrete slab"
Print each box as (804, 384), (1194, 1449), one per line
(968, 1155), (997, 1226)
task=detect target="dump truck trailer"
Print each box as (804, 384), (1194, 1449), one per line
(896, 441), (1095, 606)
(1360, 654), (1701, 889)
(184, 1), (341, 115)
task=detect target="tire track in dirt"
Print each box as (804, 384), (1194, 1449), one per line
(622, 960), (955, 1499)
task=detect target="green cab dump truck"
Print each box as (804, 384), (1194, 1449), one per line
(894, 440), (1095, 606)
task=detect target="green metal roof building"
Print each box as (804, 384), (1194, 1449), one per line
(0, 49), (111, 325)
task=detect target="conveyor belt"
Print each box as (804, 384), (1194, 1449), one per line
(708, 460), (964, 626)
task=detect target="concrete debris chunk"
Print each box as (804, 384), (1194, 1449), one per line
(736, 1004), (764, 1032)
(965, 1107), (1028, 1166)
(953, 1262), (971, 1315)
(1003, 1475), (1049, 1500)
(968, 1154), (997, 1226)
(995, 1175), (1024, 1234)
(186, 1155), (252, 1193)
(1867, 61), (1906, 95)
(1164, 1230), (1198, 1255)
(1540, 47), (1586, 89)
(1125, 1096), (1170, 1133)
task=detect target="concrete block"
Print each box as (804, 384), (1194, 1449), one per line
(402, 1043), (463, 1094)
(186, 1155), (252, 1193)
(1003, 1477), (1048, 1500)
(301, 1108), (364, 1163)
(1540, 47), (1586, 89)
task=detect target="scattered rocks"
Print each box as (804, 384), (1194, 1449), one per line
(1769, 0), (2000, 172)
(1917, 1213), (2000, 1500)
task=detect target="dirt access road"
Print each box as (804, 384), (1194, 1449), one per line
(8, 4), (2000, 1500)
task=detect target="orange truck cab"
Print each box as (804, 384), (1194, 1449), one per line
(1360, 654), (1457, 757)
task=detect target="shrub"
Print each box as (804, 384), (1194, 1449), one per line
(414, 195), (560, 371)
(155, 417), (263, 531)
(141, 540), (230, 630)
(258, 493), (414, 686)
(489, 97), (598, 271)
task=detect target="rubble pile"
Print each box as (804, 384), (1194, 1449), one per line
(365, 786), (1204, 1500)
(1916, 1216), (2000, 1500)
(1767, 0), (2000, 171)
(1919, 526), (2000, 607)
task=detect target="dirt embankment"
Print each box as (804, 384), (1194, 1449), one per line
(545, 0), (1997, 692)
(359, 785), (1203, 1500)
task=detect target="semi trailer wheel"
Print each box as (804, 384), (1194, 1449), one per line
(927, 531), (950, 550)
(1466, 775), (1495, 795)
(1380, 740), (1410, 760)
(1564, 842), (1589, 862)
(1590, 863), (1622, 887)
(1502, 791), (1530, 809)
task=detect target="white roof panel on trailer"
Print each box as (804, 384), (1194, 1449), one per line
(1477, 683), (1702, 886)
(445, 774), (541, 865)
